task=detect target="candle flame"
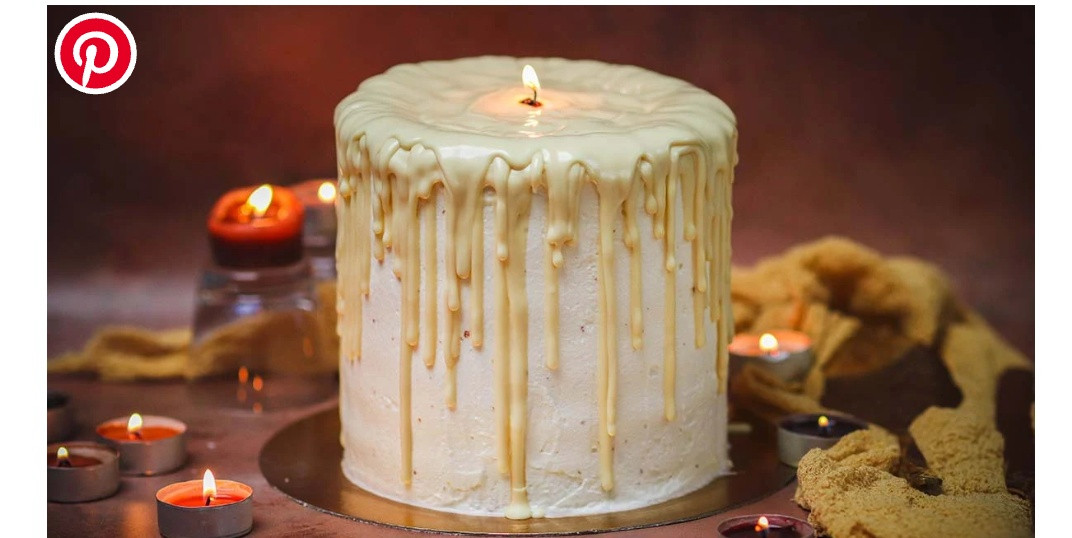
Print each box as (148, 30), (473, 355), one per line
(758, 333), (779, 353)
(246, 184), (274, 217)
(755, 516), (770, 531)
(521, 64), (541, 105)
(818, 415), (830, 428)
(57, 446), (69, 462)
(522, 65), (540, 93)
(252, 375), (264, 392)
(203, 469), (217, 503)
(238, 366), (249, 384)
(317, 181), (337, 203)
(127, 413), (143, 435)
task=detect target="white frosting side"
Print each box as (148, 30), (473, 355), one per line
(341, 189), (729, 517)
(334, 56), (738, 518)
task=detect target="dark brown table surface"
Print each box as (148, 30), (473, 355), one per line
(46, 376), (806, 537)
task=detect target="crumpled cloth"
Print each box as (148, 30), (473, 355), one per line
(795, 407), (1032, 537)
(728, 236), (1032, 423)
(48, 281), (339, 381)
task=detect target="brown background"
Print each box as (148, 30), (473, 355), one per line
(47, 6), (1034, 357)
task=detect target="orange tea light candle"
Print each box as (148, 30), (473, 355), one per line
(47, 442), (120, 503)
(96, 413), (187, 475)
(156, 470), (253, 538)
(727, 330), (814, 382)
(208, 183), (305, 268)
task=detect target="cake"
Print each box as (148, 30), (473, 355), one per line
(333, 56), (738, 519)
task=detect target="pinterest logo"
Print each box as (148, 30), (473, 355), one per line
(54, 13), (137, 95)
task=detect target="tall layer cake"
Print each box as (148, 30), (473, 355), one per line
(334, 57), (738, 519)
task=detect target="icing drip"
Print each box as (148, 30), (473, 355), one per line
(421, 195), (437, 368)
(334, 56), (737, 518)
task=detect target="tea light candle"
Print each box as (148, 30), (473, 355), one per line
(728, 330), (814, 382)
(777, 412), (867, 467)
(292, 178), (338, 280)
(47, 442), (120, 503)
(156, 470), (253, 538)
(292, 179), (337, 249)
(47, 389), (73, 443)
(717, 514), (815, 537)
(208, 183), (305, 268)
(96, 413), (187, 475)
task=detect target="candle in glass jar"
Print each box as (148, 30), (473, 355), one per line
(96, 413), (188, 475)
(208, 183), (305, 268)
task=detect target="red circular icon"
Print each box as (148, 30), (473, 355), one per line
(54, 13), (137, 94)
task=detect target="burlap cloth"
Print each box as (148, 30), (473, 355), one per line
(48, 281), (339, 380)
(729, 236), (1033, 537)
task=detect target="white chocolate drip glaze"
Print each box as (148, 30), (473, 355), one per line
(335, 56), (737, 519)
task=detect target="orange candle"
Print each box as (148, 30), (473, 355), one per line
(158, 471), (250, 508)
(48, 446), (101, 468)
(156, 470), (254, 537)
(96, 413), (188, 475)
(96, 413), (180, 441)
(208, 183), (304, 268)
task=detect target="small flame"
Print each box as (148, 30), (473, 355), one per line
(522, 65), (540, 93)
(57, 446), (69, 462)
(758, 333), (779, 353)
(246, 184), (274, 217)
(755, 516), (770, 532)
(203, 470), (217, 504)
(252, 375), (264, 392)
(317, 181), (337, 204)
(127, 413), (143, 435)
(238, 366), (249, 384)
(818, 415), (830, 428)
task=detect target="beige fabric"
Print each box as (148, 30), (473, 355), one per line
(48, 281), (339, 381)
(795, 410), (1032, 537)
(729, 235), (1032, 421)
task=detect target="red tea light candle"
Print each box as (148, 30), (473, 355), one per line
(208, 183), (305, 268)
(717, 514), (815, 538)
(728, 330), (814, 382)
(157, 470), (253, 538)
(97, 413), (187, 475)
(47, 442), (120, 503)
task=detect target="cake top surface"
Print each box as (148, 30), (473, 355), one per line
(335, 56), (736, 173)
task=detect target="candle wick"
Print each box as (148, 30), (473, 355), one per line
(520, 89), (542, 108)
(58, 459), (71, 468)
(205, 495), (213, 507)
(129, 431), (143, 441)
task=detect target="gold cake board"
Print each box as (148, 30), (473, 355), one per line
(259, 408), (794, 535)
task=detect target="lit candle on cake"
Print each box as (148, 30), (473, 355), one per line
(156, 469), (253, 538)
(728, 330), (814, 382)
(208, 183), (305, 268)
(334, 57), (739, 519)
(96, 413), (187, 475)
